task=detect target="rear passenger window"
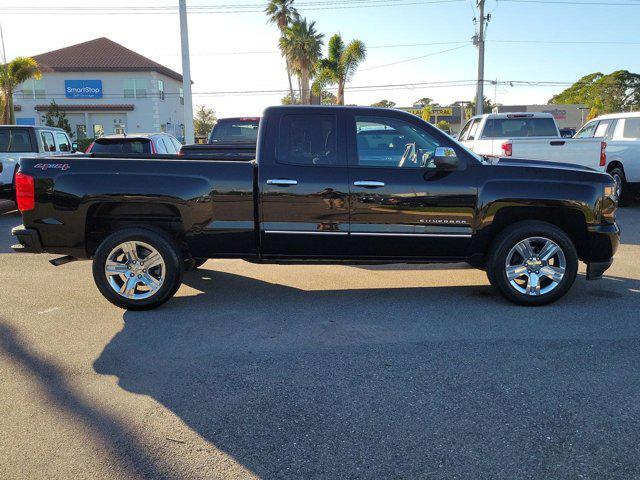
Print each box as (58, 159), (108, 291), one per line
(277, 114), (337, 166)
(55, 132), (70, 152)
(622, 118), (640, 139)
(41, 131), (56, 152)
(154, 138), (167, 154)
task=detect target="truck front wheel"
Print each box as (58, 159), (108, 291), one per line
(486, 221), (578, 306)
(92, 228), (183, 310)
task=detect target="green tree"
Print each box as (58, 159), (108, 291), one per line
(550, 70), (640, 118)
(468, 96), (493, 114)
(436, 120), (451, 132)
(41, 100), (73, 138)
(279, 17), (324, 104)
(0, 56), (41, 124)
(265, 0), (298, 104)
(312, 34), (366, 105)
(320, 90), (337, 105)
(371, 99), (395, 108)
(414, 97), (435, 107)
(193, 105), (217, 138)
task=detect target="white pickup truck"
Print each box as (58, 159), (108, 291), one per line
(0, 125), (77, 200)
(501, 113), (640, 205)
(459, 112), (561, 157)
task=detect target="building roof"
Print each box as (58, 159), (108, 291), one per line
(35, 104), (135, 112)
(32, 37), (183, 82)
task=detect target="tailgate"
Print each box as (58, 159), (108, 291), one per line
(508, 138), (604, 170)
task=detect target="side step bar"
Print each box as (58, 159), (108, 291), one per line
(49, 255), (78, 267)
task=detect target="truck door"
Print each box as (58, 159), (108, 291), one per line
(347, 112), (477, 258)
(259, 111), (349, 257)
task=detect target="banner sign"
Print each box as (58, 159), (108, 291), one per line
(65, 80), (103, 99)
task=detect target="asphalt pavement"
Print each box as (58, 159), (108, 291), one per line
(0, 200), (639, 479)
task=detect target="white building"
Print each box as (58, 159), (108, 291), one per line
(15, 37), (187, 141)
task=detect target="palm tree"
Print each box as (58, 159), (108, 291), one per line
(279, 17), (324, 105)
(265, 0), (298, 103)
(0, 57), (41, 124)
(312, 34), (366, 105)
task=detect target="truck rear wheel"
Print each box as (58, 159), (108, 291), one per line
(609, 167), (629, 207)
(486, 221), (578, 306)
(92, 228), (183, 310)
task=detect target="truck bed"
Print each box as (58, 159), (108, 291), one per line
(16, 155), (258, 258)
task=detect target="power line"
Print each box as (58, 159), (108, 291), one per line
(360, 44), (471, 71)
(0, 0), (466, 15)
(497, 0), (640, 5)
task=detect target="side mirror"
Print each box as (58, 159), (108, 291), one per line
(433, 146), (459, 170)
(71, 142), (78, 152)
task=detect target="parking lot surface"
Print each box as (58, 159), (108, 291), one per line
(1, 200), (639, 479)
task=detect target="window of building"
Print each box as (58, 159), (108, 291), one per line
(179, 87), (184, 105)
(93, 124), (104, 137)
(76, 124), (87, 140)
(124, 79), (147, 99)
(277, 114), (338, 166)
(158, 80), (165, 101)
(41, 131), (56, 152)
(55, 132), (70, 152)
(114, 124), (126, 135)
(355, 116), (441, 169)
(22, 78), (45, 99)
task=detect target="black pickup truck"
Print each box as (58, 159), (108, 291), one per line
(12, 106), (619, 310)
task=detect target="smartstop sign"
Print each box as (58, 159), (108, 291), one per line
(65, 80), (103, 99)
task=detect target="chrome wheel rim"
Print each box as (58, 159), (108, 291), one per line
(613, 173), (623, 199)
(105, 241), (165, 300)
(505, 236), (566, 296)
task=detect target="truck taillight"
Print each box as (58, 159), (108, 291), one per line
(600, 141), (607, 167)
(501, 142), (513, 157)
(15, 172), (35, 212)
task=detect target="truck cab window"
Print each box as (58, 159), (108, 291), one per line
(277, 114), (337, 166)
(55, 132), (70, 152)
(355, 116), (440, 169)
(41, 131), (56, 152)
(622, 118), (640, 139)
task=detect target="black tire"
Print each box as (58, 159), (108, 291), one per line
(609, 167), (629, 207)
(183, 258), (207, 271)
(92, 227), (183, 310)
(486, 221), (578, 306)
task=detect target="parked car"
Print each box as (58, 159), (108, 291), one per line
(559, 127), (576, 138)
(502, 112), (640, 205)
(459, 112), (560, 157)
(180, 117), (259, 159)
(0, 125), (76, 200)
(12, 106), (619, 310)
(86, 133), (182, 155)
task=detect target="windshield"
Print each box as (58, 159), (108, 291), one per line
(91, 138), (152, 154)
(209, 119), (259, 143)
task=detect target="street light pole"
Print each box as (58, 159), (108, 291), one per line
(474, 0), (487, 116)
(179, 0), (195, 144)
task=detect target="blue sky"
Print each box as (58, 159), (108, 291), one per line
(3, 0), (639, 116)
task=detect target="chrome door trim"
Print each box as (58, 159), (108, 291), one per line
(350, 232), (472, 238)
(264, 230), (348, 235)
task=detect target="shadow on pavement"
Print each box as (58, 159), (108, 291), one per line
(93, 269), (640, 479)
(0, 322), (177, 479)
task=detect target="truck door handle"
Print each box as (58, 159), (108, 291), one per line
(267, 179), (298, 186)
(550, 141), (565, 146)
(354, 180), (385, 188)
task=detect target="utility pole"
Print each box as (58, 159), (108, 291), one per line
(474, 0), (489, 116)
(179, 0), (195, 144)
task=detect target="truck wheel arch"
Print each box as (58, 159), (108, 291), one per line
(85, 202), (184, 256)
(479, 206), (589, 263)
